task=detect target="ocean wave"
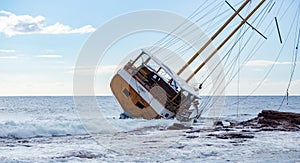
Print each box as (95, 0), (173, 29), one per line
(0, 120), (87, 139)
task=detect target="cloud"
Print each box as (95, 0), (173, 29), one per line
(36, 54), (63, 58)
(66, 65), (118, 74)
(0, 10), (13, 16)
(55, 61), (65, 64)
(0, 49), (18, 59)
(0, 56), (18, 59)
(0, 49), (16, 53)
(0, 10), (96, 36)
(243, 60), (293, 67)
(97, 65), (118, 73)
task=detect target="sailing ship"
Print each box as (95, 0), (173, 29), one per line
(110, 0), (299, 122)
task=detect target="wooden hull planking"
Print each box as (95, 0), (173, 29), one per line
(110, 74), (161, 119)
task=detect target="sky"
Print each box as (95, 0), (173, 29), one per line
(0, 0), (299, 96)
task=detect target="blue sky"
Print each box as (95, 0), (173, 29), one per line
(0, 0), (299, 96)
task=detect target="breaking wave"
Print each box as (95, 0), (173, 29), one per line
(0, 120), (87, 139)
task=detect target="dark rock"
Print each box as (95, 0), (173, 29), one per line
(186, 135), (199, 139)
(213, 127), (234, 132)
(186, 129), (201, 133)
(232, 110), (300, 131)
(214, 120), (231, 127)
(176, 145), (185, 149)
(207, 133), (217, 137)
(17, 140), (29, 143)
(214, 121), (223, 126)
(213, 132), (254, 139)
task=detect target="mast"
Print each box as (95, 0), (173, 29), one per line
(186, 0), (266, 83)
(177, 0), (251, 76)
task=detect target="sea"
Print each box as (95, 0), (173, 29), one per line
(0, 96), (299, 162)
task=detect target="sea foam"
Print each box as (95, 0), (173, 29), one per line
(0, 120), (87, 139)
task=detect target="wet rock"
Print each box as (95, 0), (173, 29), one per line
(186, 126), (234, 134)
(186, 135), (199, 139)
(186, 129), (202, 133)
(17, 140), (29, 143)
(214, 121), (231, 127)
(214, 121), (223, 126)
(209, 132), (254, 139)
(213, 127), (234, 132)
(234, 110), (300, 131)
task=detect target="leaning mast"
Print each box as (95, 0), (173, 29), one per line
(177, 0), (266, 83)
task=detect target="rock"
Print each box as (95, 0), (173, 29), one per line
(186, 135), (199, 139)
(214, 121), (231, 127)
(233, 110), (300, 131)
(214, 121), (223, 126)
(209, 132), (254, 139)
(17, 140), (29, 143)
(186, 129), (202, 133)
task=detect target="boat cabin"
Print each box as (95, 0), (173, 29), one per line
(110, 50), (200, 120)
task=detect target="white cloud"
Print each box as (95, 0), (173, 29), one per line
(0, 49), (16, 53)
(97, 65), (118, 73)
(0, 10), (96, 36)
(0, 48), (19, 59)
(243, 60), (293, 67)
(0, 56), (18, 59)
(36, 54), (63, 58)
(66, 65), (118, 75)
(55, 61), (65, 64)
(0, 10), (13, 16)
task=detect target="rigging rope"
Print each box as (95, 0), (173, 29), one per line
(199, 0), (276, 115)
(200, 0), (273, 91)
(223, 0), (298, 108)
(161, 1), (230, 64)
(278, 5), (300, 110)
(152, 1), (226, 58)
(147, 0), (219, 54)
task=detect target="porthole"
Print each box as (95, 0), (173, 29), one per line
(122, 88), (130, 97)
(135, 101), (145, 109)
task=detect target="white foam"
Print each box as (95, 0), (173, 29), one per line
(108, 118), (176, 132)
(0, 120), (87, 139)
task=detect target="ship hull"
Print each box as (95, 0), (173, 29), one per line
(110, 73), (161, 119)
